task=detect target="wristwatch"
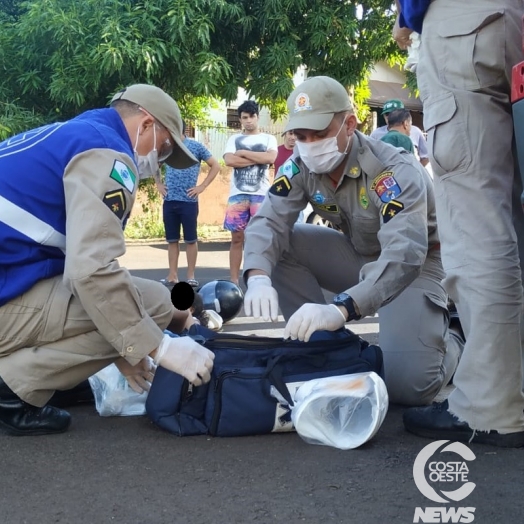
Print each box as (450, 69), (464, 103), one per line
(332, 293), (361, 321)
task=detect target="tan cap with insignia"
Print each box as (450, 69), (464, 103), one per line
(285, 76), (353, 132)
(111, 84), (197, 169)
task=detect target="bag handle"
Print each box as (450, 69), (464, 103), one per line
(265, 356), (294, 406)
(264, 353), (328, 407)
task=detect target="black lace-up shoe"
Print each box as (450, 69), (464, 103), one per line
(0, 378), (71, 436)
(404, 400), (524, 448)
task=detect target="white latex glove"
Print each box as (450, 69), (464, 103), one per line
(154, 334), (215, 386)
(244, 275), (279, 321)
(114, 357), (156, 393)
(283, 303), (347, 342)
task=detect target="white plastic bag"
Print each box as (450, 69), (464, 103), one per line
(88, 363), (148, 417)
(291, 372), (389, 450)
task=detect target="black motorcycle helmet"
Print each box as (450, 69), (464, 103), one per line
(197, 280), (244, 323)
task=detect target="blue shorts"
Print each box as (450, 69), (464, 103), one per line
(223, 194), (265, 232)
(163, 200), (199, 243)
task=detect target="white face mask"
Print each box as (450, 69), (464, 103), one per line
(134, 124), (159, 180)
(296, 119), (350, 174)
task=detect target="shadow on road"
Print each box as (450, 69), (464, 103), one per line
(146, 241), (231, 252)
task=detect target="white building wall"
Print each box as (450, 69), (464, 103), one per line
(369, 61), (407, 84)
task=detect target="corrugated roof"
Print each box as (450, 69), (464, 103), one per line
(368, 80), (422, 111)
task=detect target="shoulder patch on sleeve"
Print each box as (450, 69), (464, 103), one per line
(370, 171), (402, 203)
(103, 189), (127, 219)
(109, 160), (136, 193)
(269, 175), (292, 197)
(381, 200), (404, 223)
(280, 159), (300, 179)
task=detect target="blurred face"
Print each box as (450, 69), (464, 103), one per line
(283, 131), (296, 149)
(240, 112), (259, 133)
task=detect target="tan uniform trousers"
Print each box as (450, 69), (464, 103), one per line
(0, 276), (173, 406)
(271, 224), (463, 406)
(418, 0), (524, 431)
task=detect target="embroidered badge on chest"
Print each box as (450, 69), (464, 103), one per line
(315, 203), (340, 213)
(370, 171), (402, 203)
(359, 187), (369, 209)
(110, 160), (136, 193)
(312, 191), (326, 204)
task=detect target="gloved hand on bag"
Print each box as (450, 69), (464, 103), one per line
(115, 356), (156, 393)
(283, 303), (347, 342)
(244, 274), (279, 322)
(153, 334), (215, 386)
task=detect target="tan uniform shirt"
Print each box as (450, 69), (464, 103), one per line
(244, 131), (439, 317)
(63, 149), (164, 365)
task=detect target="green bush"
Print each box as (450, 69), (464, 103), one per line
(0, 101), (46, 140)
(124, 213), (165, 239)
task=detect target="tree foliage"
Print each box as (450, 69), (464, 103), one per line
(0, 0), (399, 134)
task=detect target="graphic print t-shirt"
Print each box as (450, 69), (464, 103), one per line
(224, 133), (278, 197)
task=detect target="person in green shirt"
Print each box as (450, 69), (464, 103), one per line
(380, 108), (414, 154)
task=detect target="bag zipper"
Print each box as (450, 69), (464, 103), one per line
(210, 369), (250, 434)
(203, 335), (360, 351)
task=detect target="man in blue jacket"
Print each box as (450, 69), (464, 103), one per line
(0, 84), (214, 435)
(394, 0), (524, 447)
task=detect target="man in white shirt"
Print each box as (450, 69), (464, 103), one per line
(370, 99), (429, 167)
(223, 100), (278, 284)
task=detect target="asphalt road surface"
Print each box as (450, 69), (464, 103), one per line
(1, 242), (522, 524)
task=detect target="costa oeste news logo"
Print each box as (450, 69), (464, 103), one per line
(413, 440), (476, 523)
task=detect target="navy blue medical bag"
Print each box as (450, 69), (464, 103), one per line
(146, 325), (384, 437)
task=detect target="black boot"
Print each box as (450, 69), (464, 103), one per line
(0, 378), (71, 436)
(404, 400), (524, 448)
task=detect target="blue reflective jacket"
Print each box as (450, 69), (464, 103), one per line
(0, 108), (133, 306)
